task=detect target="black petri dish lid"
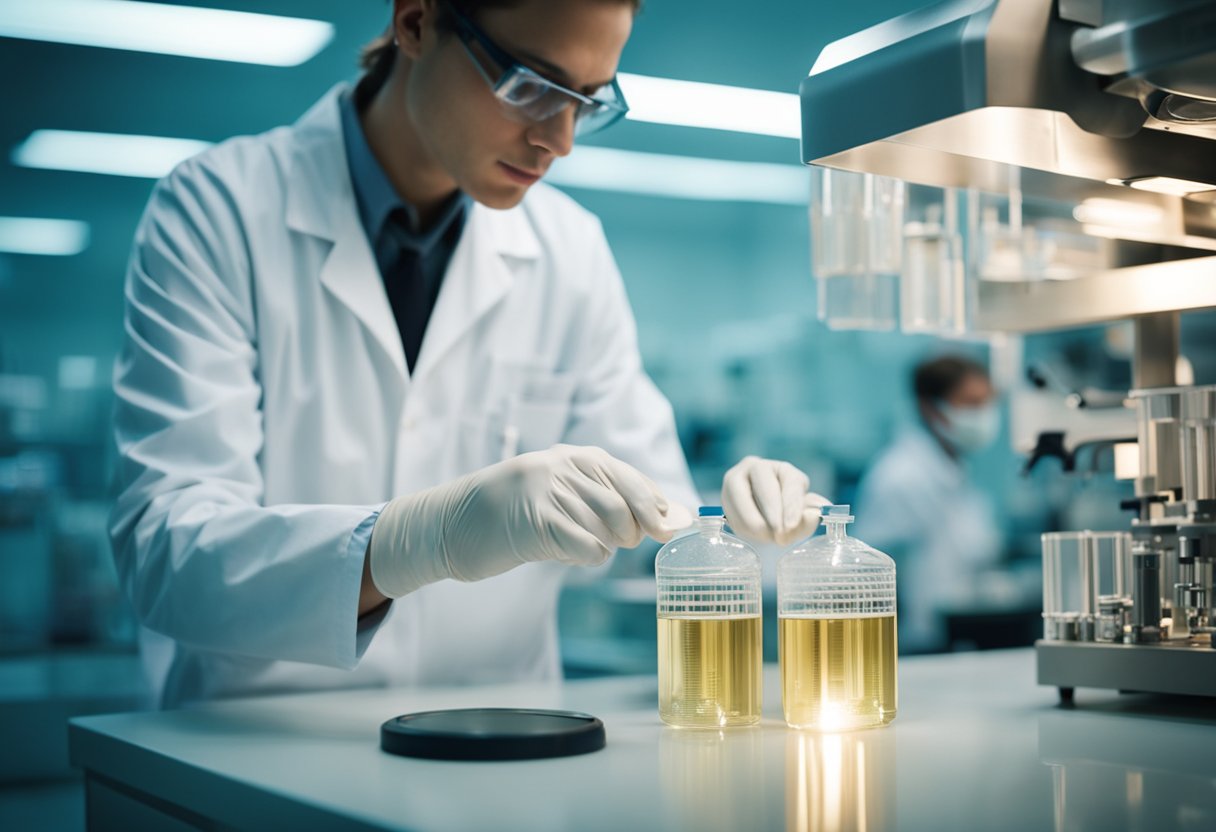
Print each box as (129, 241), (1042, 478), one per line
(380, 708), (606, 761)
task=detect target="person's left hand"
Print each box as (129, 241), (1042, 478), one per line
(722, 456), (831, 546)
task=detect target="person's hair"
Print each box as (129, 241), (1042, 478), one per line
(354, 0), (642, 109)
(913, 355), (989, 403)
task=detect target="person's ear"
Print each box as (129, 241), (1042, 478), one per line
(393, 0), (435, 61)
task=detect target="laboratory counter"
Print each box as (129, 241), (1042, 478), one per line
(69, 648), (1216, 831)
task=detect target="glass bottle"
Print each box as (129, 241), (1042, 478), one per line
(778, 505), (897, 730)
(656, 506), (762, 728)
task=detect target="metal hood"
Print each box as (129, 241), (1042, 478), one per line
(800, 0), (1216, 218)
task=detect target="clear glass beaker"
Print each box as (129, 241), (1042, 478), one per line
(901, 186), (966, 335)
(1041, 531), (1092, 641)
(1090, 531), (1132, 643)
(810, 167), (904, 331)
(777, 505), (897, 731)
(656, 506), (762, 728)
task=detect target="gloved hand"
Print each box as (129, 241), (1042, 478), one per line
(369, 444), (692, 598)
(722, 456), (831, 546)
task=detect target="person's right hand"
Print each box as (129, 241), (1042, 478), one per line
(722, 456), (830, 546)
(368, 444), (692, 598)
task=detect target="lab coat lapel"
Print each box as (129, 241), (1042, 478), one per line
(285, 85), (408, 386)
(316, 213), (408, 384)
(411, 203), (541, 380)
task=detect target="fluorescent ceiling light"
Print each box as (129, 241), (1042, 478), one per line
(0, 0), (333, 66)
(1107, 176), (1216, 198)
(549, 147), (807, 204)
(618, 73), (801, 139)
(13, 129), (810, 205)
(13, 130), (213, 178)
(0, 218), (90, 256)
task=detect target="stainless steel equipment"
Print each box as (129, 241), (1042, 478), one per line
(801, 0), (1216, 699)
(802, 0), (1216, 333)
(1037, 381), (1216, 700)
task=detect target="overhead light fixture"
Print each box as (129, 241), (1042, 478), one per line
(1072, 198), (1165, 229)
(0, 217), (90, 256)
(13, 132), (809, 205)
(618, 73), (800, 139)
(0, 0), (333, 66)
(12, 129), (213, 178)
(548, 146), (807, 204)
(1106, 176), (1216, 198)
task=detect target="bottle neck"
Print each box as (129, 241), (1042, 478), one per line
(698, 517), (725, 538)
(825, 520), (849, 543)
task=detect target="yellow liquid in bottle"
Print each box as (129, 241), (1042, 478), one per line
(779, 615), (897, 730)
(658, 616), (762, 727)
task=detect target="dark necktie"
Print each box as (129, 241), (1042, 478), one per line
(381, 209), (429, 374)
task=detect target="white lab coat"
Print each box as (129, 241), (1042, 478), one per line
(109, 83), (698, 707)
(853, 426), (1001, 651)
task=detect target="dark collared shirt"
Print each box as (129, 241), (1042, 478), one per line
(338, 88), (469, 364)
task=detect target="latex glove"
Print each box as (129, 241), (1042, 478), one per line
(721, 456), (831, 546)
(369, 444), (693, 598)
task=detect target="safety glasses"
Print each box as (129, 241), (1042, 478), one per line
(443, 1), (629, 136)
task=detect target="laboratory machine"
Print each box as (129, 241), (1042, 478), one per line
(799, 0), (1216, 699)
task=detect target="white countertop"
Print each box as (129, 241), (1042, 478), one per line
(69, 648), (1216, 831)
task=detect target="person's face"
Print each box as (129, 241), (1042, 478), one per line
(925, 370), (1000, 455)
(395, 0), (633, 209)
(944, 372), (994, 410)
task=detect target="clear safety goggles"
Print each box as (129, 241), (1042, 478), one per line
(445, 1), (629, 137)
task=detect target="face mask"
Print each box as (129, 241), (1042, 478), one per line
(935, 402), (1000, 454)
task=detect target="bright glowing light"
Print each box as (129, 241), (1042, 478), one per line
(12, 130), (213, 179)
(0, 217), (90, 256)
(0, 0), (333, 66)
(1072, 198), (1165, 228)
(1113, 442), (1139, 481)
(14, 129), (810, 205)
(548, 146), (808, 204)
(619, 73), (801, 139)
(1107, 176), (1216, 198)
(815, 701), (852, 733)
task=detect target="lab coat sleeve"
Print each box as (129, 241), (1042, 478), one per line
(559, 222), (700, 513)
(109, 160), (380, 670)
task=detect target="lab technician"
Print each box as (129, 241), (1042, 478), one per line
(110, 0), (824, 707)
(854, 355), (1003, 652)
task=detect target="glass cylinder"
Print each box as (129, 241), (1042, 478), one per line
(656, 506), (762, 728)
(810, 167), (904, 331)
(901, 186), (966, 334)
(777, 505), (897, 731)
(1090, 531), (1132, 643)
(1041, 531), (1091, 641)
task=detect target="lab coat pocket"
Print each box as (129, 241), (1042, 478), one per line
(513, 395), (573, 454)
(508, 369), (573, 454)
(489, 362), (576, 456)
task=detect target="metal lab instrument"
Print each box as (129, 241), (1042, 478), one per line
(800, 0), (1216, 699)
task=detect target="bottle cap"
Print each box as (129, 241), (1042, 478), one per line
(820, 504), (855, 521)
(698, 506), (725, 517)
